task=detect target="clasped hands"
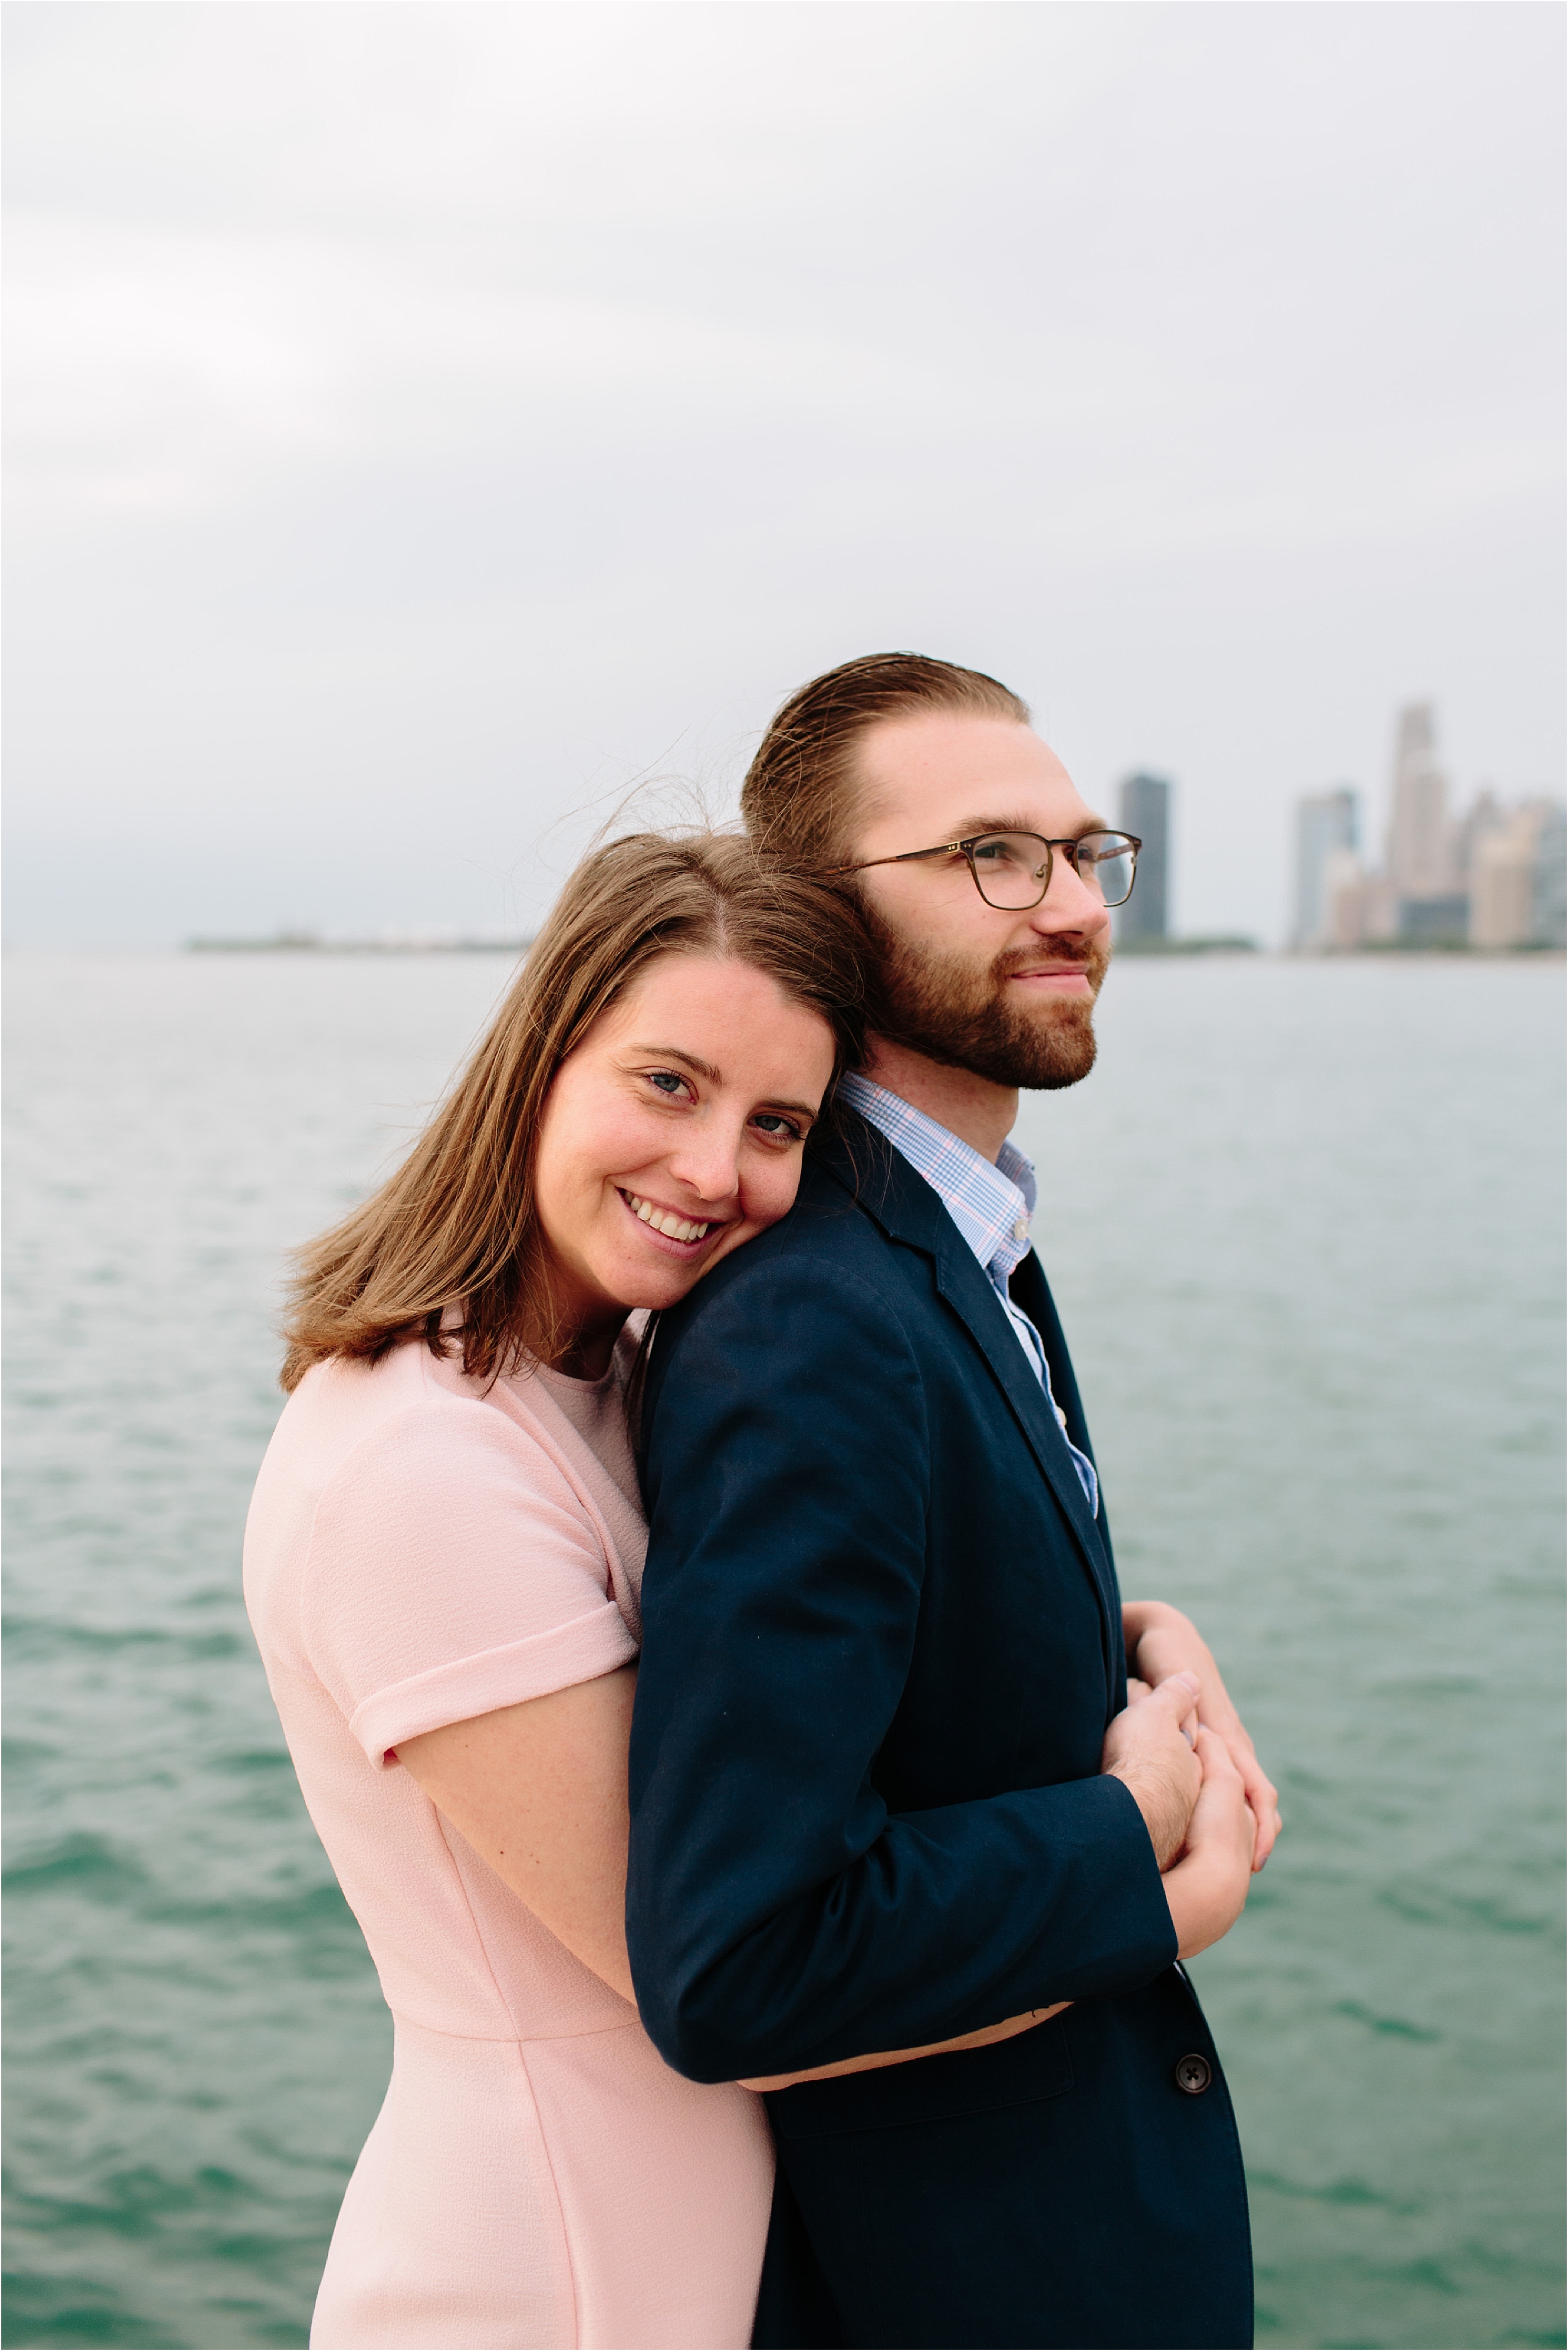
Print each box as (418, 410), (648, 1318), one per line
(1101, 1602), (1282, 1961)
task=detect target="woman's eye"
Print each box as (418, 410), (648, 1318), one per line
(750, 1112), (803, 1142)
(647, 1071), (691, 1098)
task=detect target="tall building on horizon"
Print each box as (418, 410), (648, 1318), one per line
(1386, 703), (1458, 904)
(1291, 787), (1359, 948)
(1470, 799), (1568, 950)
(1117, 773), (1170, 943)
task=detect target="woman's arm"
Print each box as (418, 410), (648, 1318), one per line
(398, 1664), (1077, 2088)
(397, 1665), (640, 2003)
(739, 2004), (1069, 2093)
(748, 1670), (1210, 2091)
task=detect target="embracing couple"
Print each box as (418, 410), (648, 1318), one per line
(245, 651), (1278, 2351)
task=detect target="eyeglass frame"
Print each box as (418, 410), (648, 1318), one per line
(827, 827), (1143, 911)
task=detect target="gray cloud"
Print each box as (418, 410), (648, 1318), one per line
(6, 1), (1562, 944)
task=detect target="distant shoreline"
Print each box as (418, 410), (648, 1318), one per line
(184, 933), (534, 955)
(3, 938), (1552, 962)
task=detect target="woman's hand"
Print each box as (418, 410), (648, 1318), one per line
(1161, 1726), (1258, 1959)
(1121, 1602), (1281, 1868)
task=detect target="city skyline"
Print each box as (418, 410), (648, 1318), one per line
(174, 702), (1568, 963)
(1292, 701), (1565, 953)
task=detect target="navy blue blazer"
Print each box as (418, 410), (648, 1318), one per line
(627, 1110), (1252, 2349)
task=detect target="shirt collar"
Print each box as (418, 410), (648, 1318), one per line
(839, 1072), (1037, 1282)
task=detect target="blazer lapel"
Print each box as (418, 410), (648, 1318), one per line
(930, 1235), (1121, 1667)
(1009, 1250), (1094, 1462)
(813, 1113), (1121, 1678)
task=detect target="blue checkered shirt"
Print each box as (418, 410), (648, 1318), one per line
(839, 1073), (1099, 1517)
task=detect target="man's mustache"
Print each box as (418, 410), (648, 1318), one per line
(991, 938), (1108, 983)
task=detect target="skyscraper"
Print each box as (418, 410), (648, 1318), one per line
(1291, 787), (1359, 947)
(1386, 702), (1464, 933)
(1117, 773), (1170, 944)
(1470, 800), (1568, 949)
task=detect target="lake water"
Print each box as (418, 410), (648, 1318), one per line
(4, 950), (1563, 2351)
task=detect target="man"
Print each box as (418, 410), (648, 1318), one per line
(626, 652), (1279, 2350)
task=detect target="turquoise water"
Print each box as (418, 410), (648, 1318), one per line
(4, 951), (1563, 2351)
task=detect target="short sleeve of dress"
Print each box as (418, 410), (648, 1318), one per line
(300, 1398), (638, 1767)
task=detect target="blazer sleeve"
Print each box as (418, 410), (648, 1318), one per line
(625, 1246), (1176, 2084)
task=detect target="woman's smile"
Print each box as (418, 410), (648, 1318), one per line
(616, 1186), (726, 1251)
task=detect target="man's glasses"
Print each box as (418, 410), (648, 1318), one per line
(830, 829), (1142, 912)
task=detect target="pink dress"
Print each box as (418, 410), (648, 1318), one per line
(243, 1336), (774, 2350)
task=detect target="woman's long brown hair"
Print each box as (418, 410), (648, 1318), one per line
(279, 832), (871, 1391)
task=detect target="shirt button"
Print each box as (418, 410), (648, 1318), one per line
(1174, 2052), (1212, 2096)
(1013, 1217), (1029, 1241)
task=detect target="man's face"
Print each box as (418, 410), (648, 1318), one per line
(847, 711), (1113, 1090)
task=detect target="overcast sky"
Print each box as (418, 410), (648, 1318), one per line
(6, 1), (1563, 947)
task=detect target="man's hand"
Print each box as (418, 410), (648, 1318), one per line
(1161, 1726), (1258, 1958)
(1122, 1601), (1281, 1869)
(1101, 1672), (1203, 1869)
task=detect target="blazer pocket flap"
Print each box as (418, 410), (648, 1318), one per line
(768, 2013), (1074, 2141)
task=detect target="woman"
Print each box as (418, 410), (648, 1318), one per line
(243, 834), (872, 2351)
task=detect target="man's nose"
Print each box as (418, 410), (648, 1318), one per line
(1031, 851), (1113, 938)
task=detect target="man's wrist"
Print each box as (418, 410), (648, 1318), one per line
(1105, 1764), (1183, 1870)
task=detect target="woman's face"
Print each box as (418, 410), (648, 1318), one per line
(533, 953), (837, 1347)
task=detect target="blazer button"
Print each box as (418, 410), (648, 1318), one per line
(1174, 2052), (1212, 2096)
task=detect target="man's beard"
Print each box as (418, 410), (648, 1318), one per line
(864, 911), (1109, 1090)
